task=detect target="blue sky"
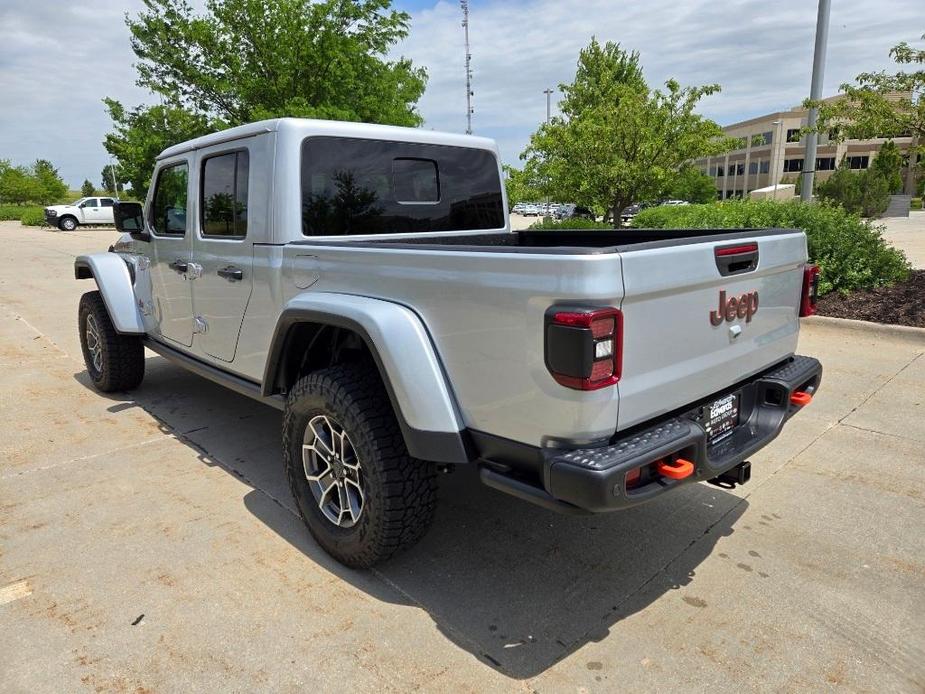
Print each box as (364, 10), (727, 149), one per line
(0, 0), (921, 187)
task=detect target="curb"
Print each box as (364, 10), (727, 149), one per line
(804, 315), (925, 344)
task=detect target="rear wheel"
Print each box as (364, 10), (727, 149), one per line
(283, 363), (437, 568)
(78, 291), (145, 392)
(59, 216), (77, 231)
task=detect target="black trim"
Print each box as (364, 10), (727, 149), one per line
(289, 227), (800, 255)
(471, 355), (822, 514)
(263, 307), (475, 464)
(74, 259), (92, 280)
(143, 337), (285, 410)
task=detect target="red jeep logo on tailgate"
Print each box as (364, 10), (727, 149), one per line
(710, 290), (759, 326)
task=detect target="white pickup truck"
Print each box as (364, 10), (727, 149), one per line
(45, 196), (118, 230)
(74, 118), (822, 568)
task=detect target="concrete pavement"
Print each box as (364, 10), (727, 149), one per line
(1, 221), (923, 692)
(881, 211), (925, 269)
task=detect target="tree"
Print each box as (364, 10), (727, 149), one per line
(103, 99), (214, 198)
(871, 140), (904, 194)
(808, 34), (924, 194)
(0, 163), (41, 204)
(817, 157), (890, 218)
(32, 159), (68, 204)
(502, 165), (545, 208)
(668, 166), (717, 203)
(125, 0), (426, 126)
(81, 179), (96, 197)
(101, 164), (124, 194)
(521, 39), (736, 221)
(104, 0), (427, 201)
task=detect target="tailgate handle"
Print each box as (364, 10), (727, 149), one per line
(715, 242), (758, 276)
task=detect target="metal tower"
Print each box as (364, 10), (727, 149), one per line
(461, 0), (473, 134)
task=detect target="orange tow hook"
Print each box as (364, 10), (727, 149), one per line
(790, 390), (813, 407)
(656, 458), (695, 480)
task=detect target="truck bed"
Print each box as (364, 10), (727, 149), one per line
(272, 225), (808, 447)
(291, 227), (790, 253)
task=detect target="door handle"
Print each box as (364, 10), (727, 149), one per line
(217, 265), (244, 282)
(168, 259), (188, 273)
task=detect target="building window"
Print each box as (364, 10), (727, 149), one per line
(757, 131), (773, 146)
(749, 161), (759, 175)
(759, 161), (770, 174)
(847, 155), (869, 170)
(783, 158), (804, 173)
(816, 157), (836, 171)
(786, 128), (802, 143)
(715, 165), (725, 177)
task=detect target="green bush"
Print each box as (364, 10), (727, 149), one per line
(631, 198), (910, 295)
(0, 205), (44, 222)
(817, 164), (890, 218)
(528, 217), (614, 230)
(18, 208), (47, 226)
(912, 197), (922, 210)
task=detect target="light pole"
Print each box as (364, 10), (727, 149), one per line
(542, 88), (554, 210)
(543, 87), (553, 124)
(771, 119), (783, 199)
(801, 0), (831, 201)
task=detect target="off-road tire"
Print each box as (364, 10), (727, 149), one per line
(59, 216), (78, 231)
(283, 363), (437, 568)
(78, 290), (145, 392)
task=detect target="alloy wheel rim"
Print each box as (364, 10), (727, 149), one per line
(302, 414), (364, 528)
(85, 314), (103, 374)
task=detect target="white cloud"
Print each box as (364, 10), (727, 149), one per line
(397, 0), (923, 165)
(0, 0), (920, 185)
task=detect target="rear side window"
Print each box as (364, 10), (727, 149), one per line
(300, 137), (504, 235)
(150, 163), (189, 235)
(100, 198), (114, 207)
(201, 150), (249, 237)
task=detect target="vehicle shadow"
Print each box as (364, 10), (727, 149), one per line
(74, 357), (748, 680)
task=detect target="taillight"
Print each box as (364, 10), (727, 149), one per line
(800, 265), (820, 317)
(545, 307), (622, 390)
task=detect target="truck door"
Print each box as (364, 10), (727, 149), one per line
(98, 197), (115, 224)
(80, 198), (103, 224)
(189, 146), (254, 362)
(147, 160), (194, 347)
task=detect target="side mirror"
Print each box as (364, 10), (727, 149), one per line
(114, 201), (150, 241)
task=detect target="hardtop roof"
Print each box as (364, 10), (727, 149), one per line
(156, 117), (498, 160)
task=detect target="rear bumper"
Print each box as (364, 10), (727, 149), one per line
(478, 354), (822, 513)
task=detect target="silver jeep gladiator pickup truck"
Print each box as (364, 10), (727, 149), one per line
(75, 118), (822, 568)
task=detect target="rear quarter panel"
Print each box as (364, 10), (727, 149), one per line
(278, 245), (625, 447)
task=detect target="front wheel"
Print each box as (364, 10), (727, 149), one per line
(283, 363), (437, 568)
(78, 291), (145, 392)
(59, 216), (78, 231)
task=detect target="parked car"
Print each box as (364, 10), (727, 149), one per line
(44, 196), (118, 231)
(619, 202), (649, 226)
(660, 199), (691, 206)
(512, 202), (527, 214)
(555, 204), (596, 221)
(522, 203), (541, 216)
(75, 118), (822, 568)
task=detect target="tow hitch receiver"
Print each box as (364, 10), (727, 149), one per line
(708, 461), (752, 489)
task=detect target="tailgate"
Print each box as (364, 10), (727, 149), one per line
(617, 231), (807, 430)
